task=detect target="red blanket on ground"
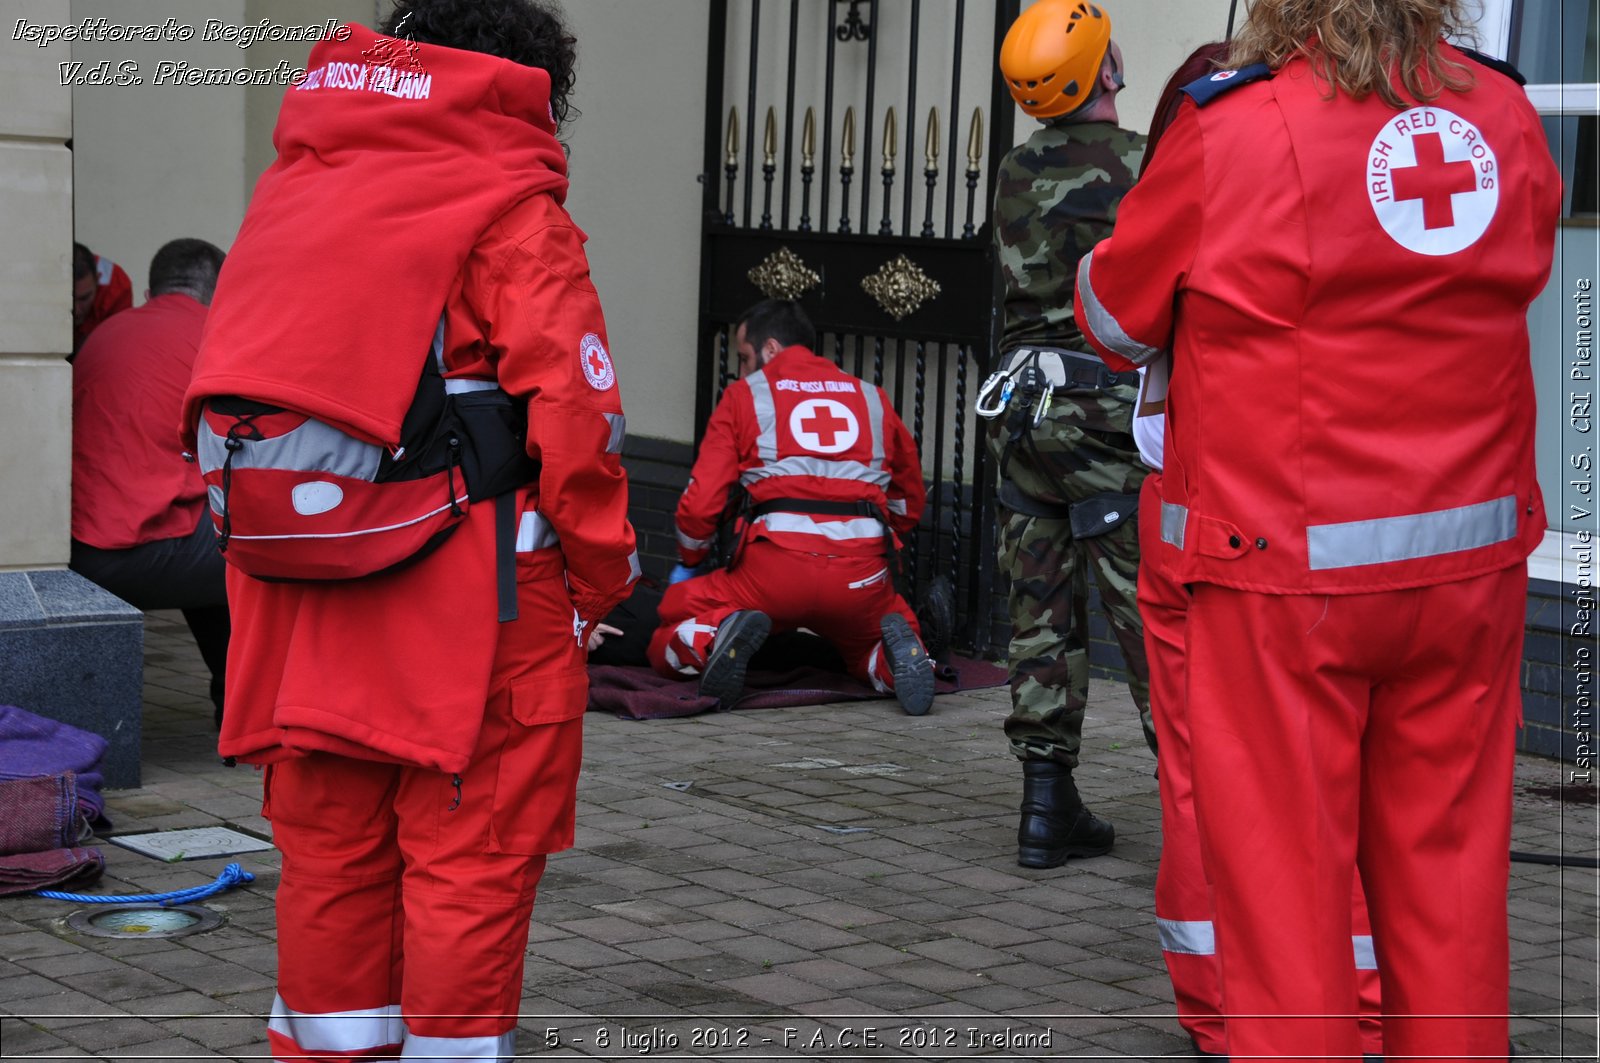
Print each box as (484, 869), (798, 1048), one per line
(587, 657), (1007, 720)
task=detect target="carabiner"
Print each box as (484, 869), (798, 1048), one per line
(975, 371), (1012, 419)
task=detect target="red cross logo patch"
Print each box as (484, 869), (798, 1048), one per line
(579, 333), (615, 391)
(1367, 106), (1498, 256)
(789, 398), (860, 455)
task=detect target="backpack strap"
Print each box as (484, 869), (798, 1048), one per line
(496, 492), (518, 623)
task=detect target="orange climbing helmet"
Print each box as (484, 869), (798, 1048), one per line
(999, 0), (1113, 119)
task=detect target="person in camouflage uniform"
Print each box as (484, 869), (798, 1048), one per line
(985, 0), (1155, 869)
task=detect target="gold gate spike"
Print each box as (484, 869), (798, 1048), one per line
(802, 107), (816, 169)
(748, 247), (822, 301)
(966, 108), (984, 175)
(726, 106), (739, 167)
(925, 108), (940, 172)
(860, 254), (940, 321)
(763, 107), (777, 167)
(882, 106), (897, 173)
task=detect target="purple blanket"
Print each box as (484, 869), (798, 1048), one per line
(0, 705), (110, 826)
(587, 656), (1008, 720)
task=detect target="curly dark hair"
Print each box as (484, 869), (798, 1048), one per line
(379, 0), (577, 129)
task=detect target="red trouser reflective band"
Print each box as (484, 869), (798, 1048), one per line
(1140, 477), (1383, 1057)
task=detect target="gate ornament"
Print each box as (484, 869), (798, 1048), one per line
(748, 247), (822, 300)
(860, 254), (941, 321)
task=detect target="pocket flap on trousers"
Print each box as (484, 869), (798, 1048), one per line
(509, 667), (589, 726)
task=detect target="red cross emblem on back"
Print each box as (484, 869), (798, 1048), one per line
(1391, 131), (1477, 230)
(800, 406), (851, 447)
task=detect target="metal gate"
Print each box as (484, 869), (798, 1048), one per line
(697, 0), (1021, 655)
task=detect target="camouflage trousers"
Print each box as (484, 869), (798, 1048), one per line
(988, 392), (1156, 767)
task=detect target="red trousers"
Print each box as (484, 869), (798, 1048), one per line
(264, 562), (587, 1062)
(1185, 562), (1524, 1063)
(648, 538), (919, 687)
(1138, 477), (1383, 1056)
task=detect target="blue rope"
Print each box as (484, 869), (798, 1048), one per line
(33, 862), (255, 905)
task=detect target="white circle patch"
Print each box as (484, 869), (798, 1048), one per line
(1209, 70), (1237, 82)
(579, 333), (615, 391)
(789, 399), (860, 455)
(1367, 106), (1498, 256)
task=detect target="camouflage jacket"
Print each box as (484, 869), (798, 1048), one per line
(993, 120), (1145, 354)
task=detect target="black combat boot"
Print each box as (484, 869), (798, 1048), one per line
(698, 610), (771, 711)
(1017, 759), (1114, 867)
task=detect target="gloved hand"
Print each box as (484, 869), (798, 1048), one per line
(668, 563), (706, 586)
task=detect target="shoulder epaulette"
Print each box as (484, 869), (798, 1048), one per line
(1454, 46), (1527, 86)
(1180, 63), (1274, 107)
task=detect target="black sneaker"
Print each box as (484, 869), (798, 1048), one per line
(698, 611), (771, 710)
(880, 614), (935, 716)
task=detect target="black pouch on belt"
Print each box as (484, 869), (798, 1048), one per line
(1068, 491), (1140, 540)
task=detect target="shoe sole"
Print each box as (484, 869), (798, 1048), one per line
(880, 614), (935, 716)
(698, 611), (771, 710)
(1017, 838), (1114, 868)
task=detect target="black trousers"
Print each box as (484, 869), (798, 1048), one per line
(71, 518), (230, 721)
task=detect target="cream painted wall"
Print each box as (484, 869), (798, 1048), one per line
(1, 0), (74, 569)
(560, 1), (710, 444)
(69, 0), (258, 295)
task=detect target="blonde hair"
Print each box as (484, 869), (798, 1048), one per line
(1228, 0), (1479, 108)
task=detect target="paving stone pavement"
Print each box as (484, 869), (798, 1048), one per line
(1, 611), (1596, 1061)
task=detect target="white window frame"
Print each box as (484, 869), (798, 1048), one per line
(1474, 0), (1599, 586)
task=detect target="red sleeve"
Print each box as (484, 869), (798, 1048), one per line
(1075, 102), (1205, 372)
(673, 387), (749, 566)
(94, 259), (133, 319)
(881, 396), (925, 537)
(477, 219), (639, 621)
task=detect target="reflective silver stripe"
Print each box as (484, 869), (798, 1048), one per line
(739, 455), (892, 488)
(516, 511), (560, 552)
(603, 412), (626, 454)
(747, 369), (779, 463)
(1353, 934), (1377, 971)
(862, 384), (887, 471)
(223, 495), (468, 541)
(444, 377), (499, 394)
(267, 995), (403, 1053)
(1157, 917), (1216, 956)
(1160, 500), (1188, 549)
(401, 1029), (517, 1060)
(431, 313), (447, 374)
(755, 513), (884, 540)
(887, 498), (908, 516)
(676, 526), (713, 551)
(626, 550), (642, 582)
(1076, 250), (1164, 367)
(1306, 495), (1517, 571)
(197, 414), (383, 480)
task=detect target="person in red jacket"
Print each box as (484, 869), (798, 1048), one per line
(648, 299), (936, 716)
(71, 238), (230, 727)
(182, 4), (638, 1060)
(71, 242), (132, 357)
(1076, 1), (1560, 1059)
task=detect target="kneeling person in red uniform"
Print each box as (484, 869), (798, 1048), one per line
(181, 3), (639, 1060)
(648, 299), (935, 716)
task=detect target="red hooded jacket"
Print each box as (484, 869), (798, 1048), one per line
(202, 26), (636, 770)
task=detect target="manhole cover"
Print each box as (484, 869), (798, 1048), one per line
(110, 827), (274, 861)
(66, 904), (223, 939)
